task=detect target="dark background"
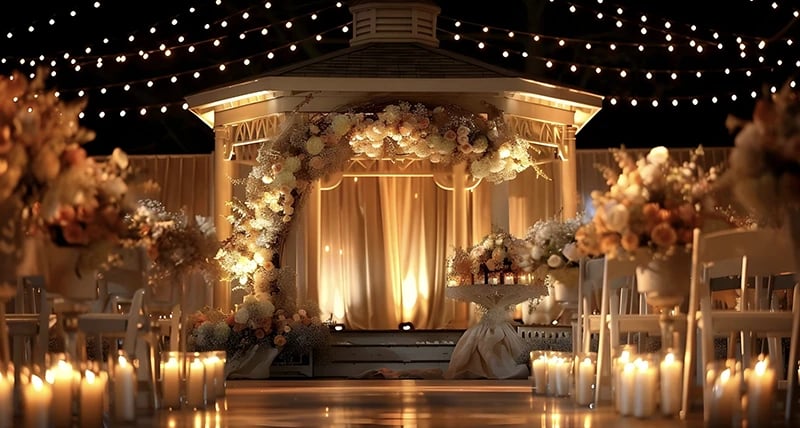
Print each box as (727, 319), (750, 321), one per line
(0, 0), (796, 155)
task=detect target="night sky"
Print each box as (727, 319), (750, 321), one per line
(0, 0), (796, 155)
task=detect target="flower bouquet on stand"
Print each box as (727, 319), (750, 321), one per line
(575, 145), (718, 348)
(526, 215), (584, 303)
(722, 85), (800, 270)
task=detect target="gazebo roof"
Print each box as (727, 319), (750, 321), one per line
(263, 42), (520, 79)
(186, 0), (603, 132)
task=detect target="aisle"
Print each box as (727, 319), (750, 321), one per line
(145, 379), (720, 427)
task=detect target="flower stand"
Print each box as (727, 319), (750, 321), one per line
(225, 344), (281, 380)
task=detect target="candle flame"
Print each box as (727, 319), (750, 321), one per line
(664, 353), (675, 364)
(85, 370), (96, 384)
(118, 355), (129, 367)
(720, 368), (731, 383)
(31, 374), (44, 390)
(755, 360), (768, 376)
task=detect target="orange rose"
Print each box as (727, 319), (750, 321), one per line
(650, 222), (677, 248)
(657, 209), (672, 223)
(642, 203), (660, 222)
(599, 234), (621, 254)
(254, 328), (266, 339)
(273, 335), (287, 347)
(620, 231), (640, 252)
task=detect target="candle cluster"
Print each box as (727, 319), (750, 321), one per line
(612, 347), (683, 419)
(529, 351), (572, 397)
(705, 356), (777, 428)
(160, 351), (227, 411)
(0, 352), (151, 428)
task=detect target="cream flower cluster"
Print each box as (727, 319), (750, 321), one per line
(525, 215), (583, 272)
(576, 146), (716, 260)
(219, 100), (545, 291)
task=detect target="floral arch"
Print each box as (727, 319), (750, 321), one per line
(215, 100), (551, 293)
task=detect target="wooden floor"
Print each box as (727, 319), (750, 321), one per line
(135, 379), (798, 427)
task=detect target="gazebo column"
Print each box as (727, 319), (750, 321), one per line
(491, 180), (510, 232)
(213, 125), (233, 311)
(452, 163), (469, 249)
(559, 125), (578, 219)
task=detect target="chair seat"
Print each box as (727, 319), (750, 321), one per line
(78, 313), (133, 334)
(7, 314), (57, 336)
(586, 313), (688, 335)
(698, 311), (794, 336)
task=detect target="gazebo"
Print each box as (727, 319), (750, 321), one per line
(186, 0), (603, 310)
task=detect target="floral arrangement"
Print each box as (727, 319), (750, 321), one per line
(526, 215), (583, 271)
(0, 70), (145, 274)
(446, 228), (532, 284)
(575, 146), (718, 260)
(525, 215), (583, 287)
(722, 85), (800, 225)
(187, 268), (330, 362)
(218, 100), (546, 292)
(125, 199), (220, 286)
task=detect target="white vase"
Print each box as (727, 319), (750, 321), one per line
(42, 242), (98, 302)
(635, 250), (692, 309)
(547, 268), (580, 303)
(225, 344), (280, 380)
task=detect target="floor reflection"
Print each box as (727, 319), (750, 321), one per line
(138, 379), (796, 428)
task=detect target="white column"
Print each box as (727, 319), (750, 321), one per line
(491, 180), (510, 232)
(559, 125), (578, 219)
(452, 163), (469, 248)
(213, 125), (233, 311)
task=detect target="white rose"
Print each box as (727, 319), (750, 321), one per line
(638, 163), (659, 185)
(646, 146), (669, 165)
(604, 202), (630, 233)
(547, 254), (563, 268)
(531, 245), (544, 261)
(561, 242), (580, 262)
(234, 308), (249, 324)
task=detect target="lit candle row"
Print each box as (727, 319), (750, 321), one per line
(613, 348), (682, 418)
(706, 357), (777, 428)
(160, 351), (227, 411)
(529, 351), (572, 397)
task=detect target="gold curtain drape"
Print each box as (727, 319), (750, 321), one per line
(285, 163), (559, 330)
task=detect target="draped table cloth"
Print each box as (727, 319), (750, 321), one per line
(445, 283), (548, 379)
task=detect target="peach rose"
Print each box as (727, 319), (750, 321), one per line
(650, 222), (678, 248)
(599, 234), (621, 254)
(620, 231), (640, 252)
(273, 335), (287, 347)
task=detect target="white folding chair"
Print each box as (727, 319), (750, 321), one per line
(681, 227), (798, 419)
(7, 276), (56, 370)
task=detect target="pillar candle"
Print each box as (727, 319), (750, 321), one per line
(614, 348), (634, 413)
(553, 359), (571, 397)
(113, 356), (136, 422)
(546, 356), (560, 396)
(575, 357), (595, 406)
(660, 352), (683, 416)
(213, 353), (227, 398)
(709, 368), (740, 428)
(161, 355), (182, 409)
(0, 371), (13, 428)
(618, 362), (636, 416)
(203, 355), (221, 403)
(745, 360), (775, 428)
(24, 375), (52, 428)
(531, 355), (548, 395)
(632, 359), (657, 418)
(185, 356), (206, 409)
(79, 371), (105, 428)
(47, 360), (75, 428)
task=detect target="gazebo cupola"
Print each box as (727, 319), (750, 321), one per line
(349, 0), (441, 47)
